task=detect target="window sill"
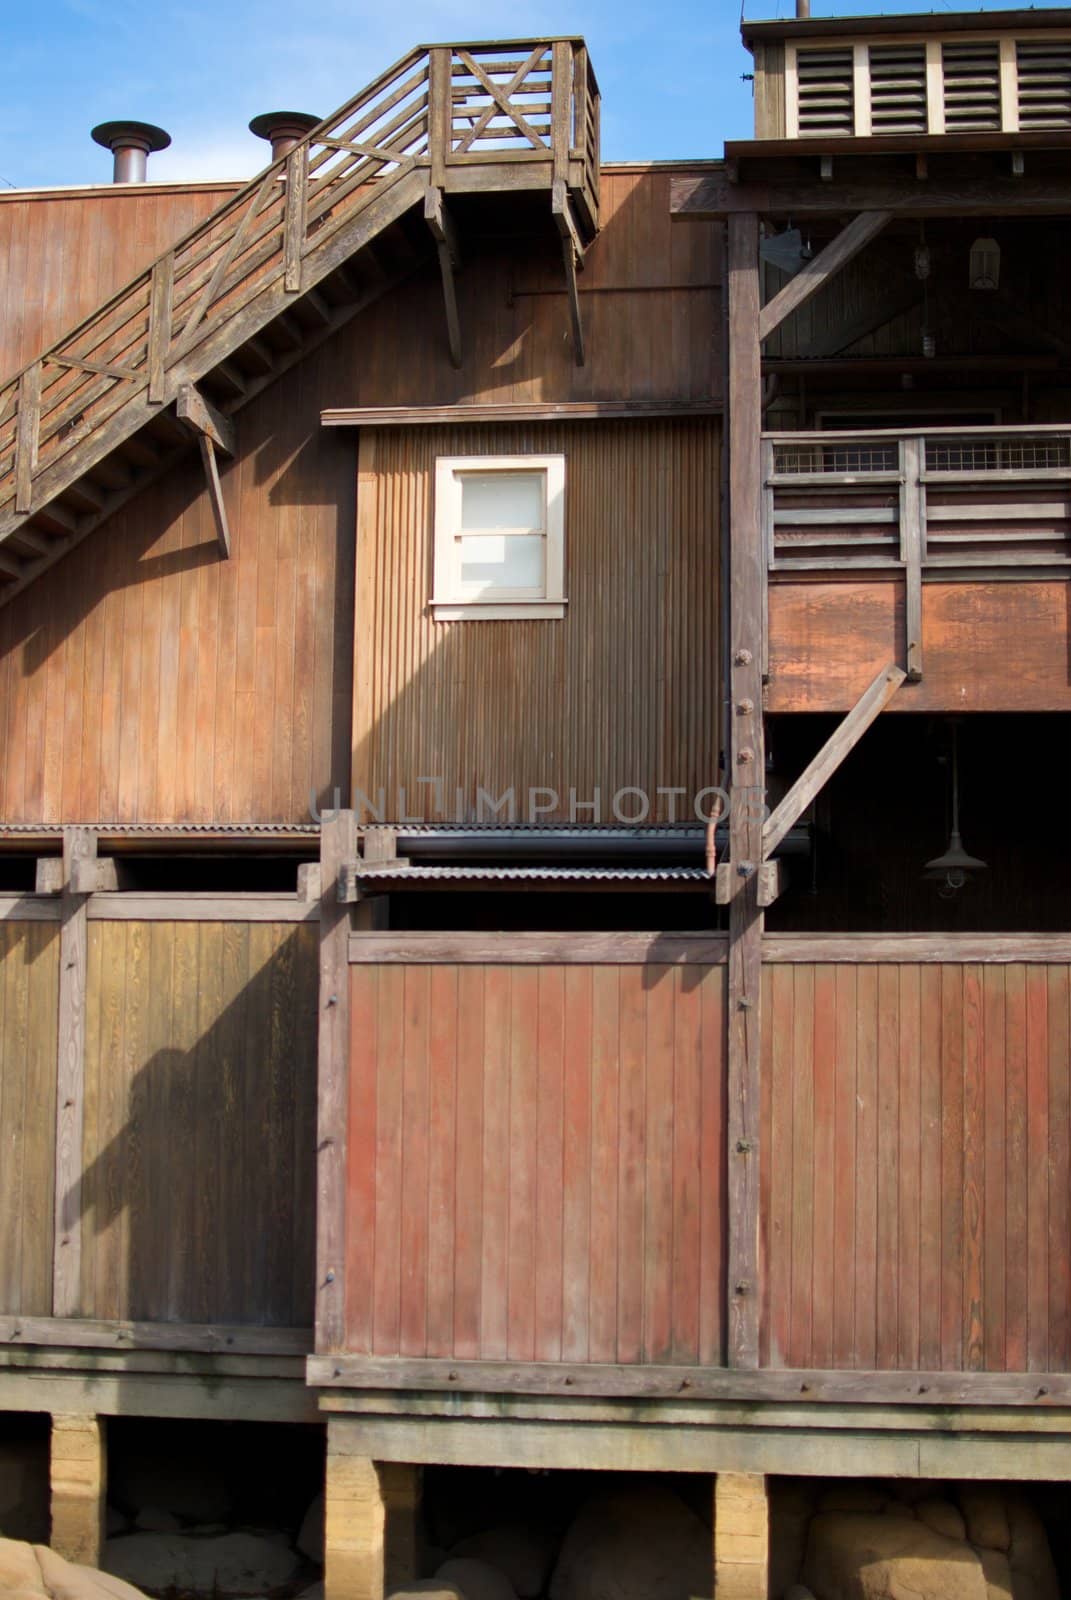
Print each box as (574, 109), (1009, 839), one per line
(430, 599), (568, 622)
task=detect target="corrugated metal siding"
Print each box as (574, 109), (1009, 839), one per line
(0, 921), (59, 1316)
(761, 962), (1071, 1373)
(345, 960), (727, 1364)
(354, 418), (722, 823)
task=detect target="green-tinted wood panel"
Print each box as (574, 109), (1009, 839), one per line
(0, 921), (59, 1316)
(80, 920), (317, 1327)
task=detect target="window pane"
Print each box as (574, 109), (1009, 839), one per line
(459, 533), (544, 593)
(460, 472), (543, 532)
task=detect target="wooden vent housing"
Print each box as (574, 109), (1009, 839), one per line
(779, 31), (1071, 138)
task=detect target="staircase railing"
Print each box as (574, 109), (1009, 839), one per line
(0, 38), (598, 541)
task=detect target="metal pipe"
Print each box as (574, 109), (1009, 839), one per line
(796, 0), (811, 17)
(91, 120), (171, 183)
(249, 111), (320, 164)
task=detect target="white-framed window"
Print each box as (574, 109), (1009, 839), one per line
(431, 454), (566, 621)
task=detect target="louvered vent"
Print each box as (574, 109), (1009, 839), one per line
(868, 43), (928, 133)
(941, 41), (1001, 130)
(796, 48), (854, 136)
(1017, 39), (1071, 129)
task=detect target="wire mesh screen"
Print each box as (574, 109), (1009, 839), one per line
(772, 442), (899, 475)
(925, 436), (1071, 472)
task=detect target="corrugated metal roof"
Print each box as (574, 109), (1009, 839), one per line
(353, 864), (714, 885)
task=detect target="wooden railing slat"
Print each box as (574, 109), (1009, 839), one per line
(14, 364), (41, 514)
(147, 254), (174, 404)
(284, 147), (308, 293)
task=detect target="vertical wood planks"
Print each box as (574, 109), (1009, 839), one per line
(0, 921), (60, 1315)
(344, 960), (728, 1364)
(78, 919), (318, 1327)
(762, 960), (1071, 1373)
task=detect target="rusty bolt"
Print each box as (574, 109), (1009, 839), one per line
(738, 747), (754, 764)
(734, 648), (753, 665)
(737, 698), (754, 715)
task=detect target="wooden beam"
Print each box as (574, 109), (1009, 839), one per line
(176, 384), (236, 456)
(762, 663), (906, 860)
(310, 1351), (1071, 1407)
(672, 169), (1071, 219)
(316, 811), (357, 1352)
(726, 211), (764, 1370)
(714, 1475), (768, 1600)
(424, 186), (462, 369)
(348, 931), (729, 964)
(758, 211), (891, 342)
(0, 1313), (311, 1355)
(70, 856), (128, 894)
(198, 435), (231, 558)
(53, 828), (94, 1320)
(35, 859), (64, 895)
(322, 401), (722, 427)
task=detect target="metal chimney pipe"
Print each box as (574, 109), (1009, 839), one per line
(91, 120), (171, 183)
(796, 0), (811, 15)
(249, 111), (320, 164)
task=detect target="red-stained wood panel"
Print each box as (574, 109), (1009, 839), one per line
(344, 960), (728, 1365)
(763, 961), (1071, 1373)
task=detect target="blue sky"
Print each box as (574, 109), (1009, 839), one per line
(0, 0), (1055, 189)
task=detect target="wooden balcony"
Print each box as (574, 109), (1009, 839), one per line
(763, 424), (1071, 712)
(0, 39), (600, 604)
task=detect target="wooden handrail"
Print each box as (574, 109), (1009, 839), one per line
(0, 38), (599, 546)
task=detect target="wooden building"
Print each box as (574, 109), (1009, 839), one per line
(3, 14), (1071, 1599)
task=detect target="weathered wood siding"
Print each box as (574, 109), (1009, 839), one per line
(0, 186), (237, 382)
(78, 920), (318, 1326)
(761, 962), (1071, 1372)
(344, 961), (727, 1363)
(0, 350), (356, 825)
(354, 418), (721, 820)
(767, 580), (1071, 713)
(0, 922), (59, 1316)
(0, 169), (721, 825)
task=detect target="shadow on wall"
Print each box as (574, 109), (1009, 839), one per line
(63, 921), (318, 1328)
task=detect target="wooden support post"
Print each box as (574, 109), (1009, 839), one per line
(15, 362), (41, 515)
(551, 40), (572, 186)
(714, 1473), (769, 1600)
(148, 254), (174, 404)
(284, 147), (308, 294)
(324, 1424), (419, 1600)
(53, 829), (94, 1320)
(900, 435), (924, 681)
(726, 212), (764, 1370)
(554, 180), (586, 368)
(428, 49), (451, 190)
(316, 811), (357, 1353)
(757, 211), (891, 342)
(199, 436), (231, 557)
(50, 1414), (106, 1568)
(424, 186), (462, 369)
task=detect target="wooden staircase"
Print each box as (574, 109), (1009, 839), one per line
(0, 39), (600, 603)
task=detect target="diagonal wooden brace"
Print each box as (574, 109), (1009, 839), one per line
(177, 384), (235, 557)
(762, 662), (906, 862)
(758, 211), (891, 343)
(424, 185), (462, 369)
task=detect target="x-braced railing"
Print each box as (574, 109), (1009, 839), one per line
(0, 38), (599, 559)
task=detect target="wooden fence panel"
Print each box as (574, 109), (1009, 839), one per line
(79, 920), (318, 1327)
(0, 921), (60, 1315)
(761, 961), (1071, 1372)
(345, 960), (727, 1365)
